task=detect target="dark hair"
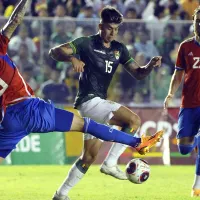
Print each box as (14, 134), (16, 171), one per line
(125, 8), (137, 15)
(193, 7), (200, 19)
(100, 6), (123, 24)
(154, 5), (165, 17)
(169, 3), (179, 15)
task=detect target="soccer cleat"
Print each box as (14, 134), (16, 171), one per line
(191, 188), (200, 197)
(52, 191), (70, 200)
(100, 163), (127, 180)
(135, 130), (164, 155)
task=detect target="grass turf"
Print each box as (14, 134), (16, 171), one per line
(0, 165), (195, 200)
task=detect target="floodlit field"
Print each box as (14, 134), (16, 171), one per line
(0, 165), (195, 200)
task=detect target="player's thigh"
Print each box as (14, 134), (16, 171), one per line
(78, 97), (121, 141)
(109, 105), (141, 127)
(54, 108), (84, 132)
(78, 97), (121, 124)
(81, 138), (102, 159)
(177, 108), (200, 145)
(0, 115), (28, 160)
(0, 157), (4, 164)
(70, 114), (84, 132)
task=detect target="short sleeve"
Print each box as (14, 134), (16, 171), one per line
(0, 33), (9, 55)
(119, 43), (134, 65)
(175, 43), (185, 70)
(69, 37), (87, 55)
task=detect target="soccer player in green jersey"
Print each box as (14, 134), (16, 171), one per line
(50, 6), (163, 200)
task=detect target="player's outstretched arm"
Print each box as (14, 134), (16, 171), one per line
(123, 56), (162, 80)
(49, 43), (85, 72)
(164, 69), (184, 109)
(2, 0), (29, 39)
(49, 43), (75, 62)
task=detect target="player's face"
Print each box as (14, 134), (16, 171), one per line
(99, 23), (119, 43)
(194, 13), (200, 37)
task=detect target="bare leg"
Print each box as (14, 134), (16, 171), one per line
(55, 139), (102, 198)
(70, 115), (85, 132)
(102, 106), (140, 169)
(81, 139), (102, 167)
(109, 106), (141, 129)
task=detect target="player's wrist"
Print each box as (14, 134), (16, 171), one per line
(69, 56), (77, 62)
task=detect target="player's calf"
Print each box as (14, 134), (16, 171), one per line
(127, 114), (141, 134)
(192, 136), (200, 193)
(82, 152), (98, 167)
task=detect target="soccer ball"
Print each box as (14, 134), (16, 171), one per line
(125, 158), (150, 184)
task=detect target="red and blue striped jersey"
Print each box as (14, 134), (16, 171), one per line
(176, 37), (200, 108)
(0, 33), (34, 120)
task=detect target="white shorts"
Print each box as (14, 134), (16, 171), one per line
(77, 97), (121, 140)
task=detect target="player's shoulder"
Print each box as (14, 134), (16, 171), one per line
(0, 31), (9, 43)
(180, 37), (195, 46)
(111, 40), (126, 50)
(85, 34), (98, 41)
(80, 35), (97, 44)
(72, 36), (91, 44)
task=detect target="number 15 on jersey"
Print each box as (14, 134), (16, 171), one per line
(105, 60), (113, 73)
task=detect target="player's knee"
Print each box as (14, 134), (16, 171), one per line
(177, 138), (195, 155)
(70, 115), (84, 132)
(129, 115), (141, 130)
(0, 157), (4, 164)
(178, 144), (192, 155)
(178, 138), (194, 155)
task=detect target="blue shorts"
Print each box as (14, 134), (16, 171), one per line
(177, 107), (200, 139)
(0, 98), (74, 158)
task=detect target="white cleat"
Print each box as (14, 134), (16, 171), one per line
(52, 191), (70, 200)
(100, 163), (127, 180)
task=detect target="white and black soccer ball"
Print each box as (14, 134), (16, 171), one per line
(125, 158), (150, 184)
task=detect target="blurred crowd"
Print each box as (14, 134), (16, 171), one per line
(1, 0), (199, 20)
(0, 0), (198, 106)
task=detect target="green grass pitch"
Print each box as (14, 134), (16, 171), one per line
(0, 165), (195, 200)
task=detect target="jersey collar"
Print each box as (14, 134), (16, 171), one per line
(95, 33), (112, 49)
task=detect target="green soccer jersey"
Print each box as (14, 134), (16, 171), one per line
(69, 34), (133, 108)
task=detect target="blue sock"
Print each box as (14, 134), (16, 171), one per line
(178, 137), (197, 155)
(83, 118), (141, 147)
(196, 136), (200, 175)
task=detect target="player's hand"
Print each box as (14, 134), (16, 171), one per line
(71, 57), (85, 73)
(149, 56), (162, 68)
(164, 94), (173, 110)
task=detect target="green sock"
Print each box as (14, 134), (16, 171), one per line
(121, 126), (138, 136)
